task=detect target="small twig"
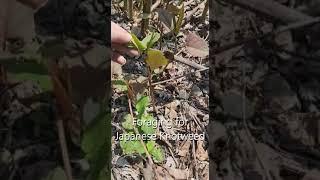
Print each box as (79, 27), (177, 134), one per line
(147, 67), (157, 113)
(151, 0), (161, 12)
(56, 118), (74, 180)
(183, 1), (205, 26)
(201, 0), (209, 21)
(173, 55), (208, 69)
(151, 68), (208, 86)
(214, 17), (320, 55)
(128, 98), (154, 165)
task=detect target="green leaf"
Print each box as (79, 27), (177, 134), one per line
(9, 73), (52, 91)
(130, 33), (146, 52)
(147, 141), (165, 163)
(140, 114), (156, 134)
(135, 96), (149, 117)
(42, 167), (67, 180)
(151, 146), (165, 163)
(146, 140), (156, 152)
(82, 104), (111, 180)
(112, 79), (128, 92)
(141, 32), (160, 49)
(120, 133), (145, 155)
(122, 114), (134, 130)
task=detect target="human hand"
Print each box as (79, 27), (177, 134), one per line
(111, 21), (139, 65)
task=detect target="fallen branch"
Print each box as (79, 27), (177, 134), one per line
(214, 16), (320, 55)
(223, 0), (312, 23)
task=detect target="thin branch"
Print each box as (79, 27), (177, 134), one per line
(56, 118), (74, 180)
(151, 68), (208, 86)
(173, 55), (208, 69)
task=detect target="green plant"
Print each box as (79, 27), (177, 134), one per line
(120, 96), (165, 163)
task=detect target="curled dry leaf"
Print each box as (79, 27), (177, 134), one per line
(196, 140), (208, 161)
(177, 140), (191, 157)
(185, 32), (209, 58)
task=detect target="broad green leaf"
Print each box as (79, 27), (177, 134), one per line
(141, 32), (160, 49)
(130, 33), (146, 52)
(86, 142), (109, 180)
(122, 114), (134, 130)
(145, 49), (169, 71)
(150, 145), (165, 163)
(140, 114), (156, 134)
(136, 96), (149, 117)
(174, 4), (184, 35)
(81, 111), (109, 158)
(42, 167), (67, 180)
(147, 141), (165, 163)
(146, 140), (156, 152)
(82, 104), (111, 180)
(112, 79), (128, 92)
(120, 134), (145, 155)
(0, 59), (51, 91)
(9, 73), (52, 91)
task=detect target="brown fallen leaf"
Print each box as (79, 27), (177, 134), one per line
(155, 165), (174, 180)
(185, 32), (209, 58)
(142, 162), (154, 180)
(177, 140), (191, 157)
(196, 140), (208, 161)
(165, 166), (189, 180)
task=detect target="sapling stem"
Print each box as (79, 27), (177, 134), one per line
(202, 0), (209, 21)
(141, 0), (152, 36)
(128, 0), (133, 19)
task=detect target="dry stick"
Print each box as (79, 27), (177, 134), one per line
(127, 98), (154, 165)
(141, 0), (152, 36)
(151, 68), (208, 86)
(201, 0), (209, 21)
(213, 17), (320, 55)
(151, 0), (161, 12)
(147, 67), (157, 113)
(127, 0), (133, 19)
(224, 0), (312, 23)
(173, 55), (208, 69)
(56, 118), (73, 180)
(182, 1), (205, 26)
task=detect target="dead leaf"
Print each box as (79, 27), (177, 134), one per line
(165, 166), (189, 180)
(156, 8), (174, 34)
(196, 140), (208, 161)
(142, 163), (154, 180)
(177, 140), (191, 157)
(185, 32), (209, 58)
(155, 165), (174, 180)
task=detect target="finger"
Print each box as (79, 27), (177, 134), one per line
(112, 43), (140, 57)
(112, 52), (126, 65)
(111, 22), (132, 44)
